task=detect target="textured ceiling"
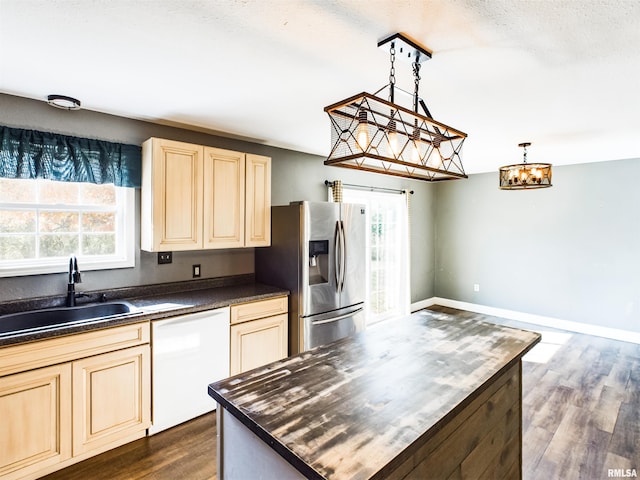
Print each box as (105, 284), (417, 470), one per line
(1, 0), (639, 174)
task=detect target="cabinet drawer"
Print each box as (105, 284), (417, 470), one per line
(0, 322), (150, 377)
(230, 296), (288, 325)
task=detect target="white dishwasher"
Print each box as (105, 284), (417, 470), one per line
(149, 307), (230, 435)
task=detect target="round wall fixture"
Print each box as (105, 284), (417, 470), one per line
(47, 94), (81, 110)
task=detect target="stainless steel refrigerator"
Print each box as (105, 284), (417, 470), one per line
(255, 201), (366, 355)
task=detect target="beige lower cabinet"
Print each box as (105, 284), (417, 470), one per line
(72, 344), (150, 457)
(0, 323), (150, 480)
(230, 296), (288, 375)
(0, 364), (72, 480)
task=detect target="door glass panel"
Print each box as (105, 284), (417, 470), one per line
(342, 189), (410, 324)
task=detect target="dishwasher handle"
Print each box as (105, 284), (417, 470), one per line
(152, 307), (230, 328)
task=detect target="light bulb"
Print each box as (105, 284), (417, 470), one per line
(356, 111), (369, 151)
(356, 124), (369, 151)
(411, 122), (421, 163)
(388, 130), (399, 156)
(430, 137), (443, 169)
(411, 140), (421, 163)
(430, 154), (442, 169)
(387, 114), (400, 157)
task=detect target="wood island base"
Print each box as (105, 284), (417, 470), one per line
(217, 362), (524, 479)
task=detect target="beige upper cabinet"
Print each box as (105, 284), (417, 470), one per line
(203, 147), (245, 249)
(245, 154), (271, 247)
(141, 138), (203, 251)
(141, 138), (271, 252)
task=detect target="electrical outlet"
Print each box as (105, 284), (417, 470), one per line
(158, 252), (172, 264)
(473, 283), (480, 292)
(192, 264), (201, 278)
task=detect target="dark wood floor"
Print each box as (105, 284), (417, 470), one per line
(42, 411), (217, 480)
(429, 306), (640, 479)
(43, 306), (640, 480)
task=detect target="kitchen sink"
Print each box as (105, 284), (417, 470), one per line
(0, 301), (138, 336)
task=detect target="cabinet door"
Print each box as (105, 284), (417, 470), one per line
(245, 154), (271, 247)
(141, 138), (203, 251)
(0, 364), (71, 479)
(230, 313), (288, 375)
(203, 147), (245, 249)
(72, 345), (150, 457)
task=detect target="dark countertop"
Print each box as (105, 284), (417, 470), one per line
(208, 308), (541, 480)
(0, 278), (288, 347)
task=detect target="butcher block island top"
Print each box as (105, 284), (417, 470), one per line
(208, 309), (541, 480)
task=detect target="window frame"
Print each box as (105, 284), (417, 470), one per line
(0, 181), (135, 277)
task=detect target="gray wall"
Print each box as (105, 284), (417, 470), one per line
(269, 151), (437, 305)
(0, 93), (435, 304)
(434, 159), (640, 333)
(6, 92), (636, 333)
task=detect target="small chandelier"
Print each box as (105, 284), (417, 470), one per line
(499, 142), (552, 190)
(324, 33), (467, 182)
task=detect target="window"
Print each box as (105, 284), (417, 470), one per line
(0, 178), (134, 277)
(342, 188), (410, 324)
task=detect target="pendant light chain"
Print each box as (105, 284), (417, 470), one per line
(387, 41), (397, 141)
(412, 60), (421, 113)
(388, 42), (396, 103)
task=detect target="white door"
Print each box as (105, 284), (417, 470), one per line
(342, 188), (410, 324)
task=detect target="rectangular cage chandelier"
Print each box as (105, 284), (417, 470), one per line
(324, 33), (468, 182)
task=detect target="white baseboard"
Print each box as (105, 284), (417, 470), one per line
(411, 297), (640, 345)
(410, 298), (438, 312)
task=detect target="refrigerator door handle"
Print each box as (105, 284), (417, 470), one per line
(334, 220), (341, 292)
(311, 306), (364, 326)
(339, 220), (346, 292)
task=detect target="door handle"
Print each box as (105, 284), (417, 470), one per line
(334, 221), (341, 292)
(339, 220), (346, 292)
(311, 307), (364, 325)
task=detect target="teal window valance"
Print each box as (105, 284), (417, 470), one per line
(0, 125), (141, 188)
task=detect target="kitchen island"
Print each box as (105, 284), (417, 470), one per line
(208, 309), (540, 479)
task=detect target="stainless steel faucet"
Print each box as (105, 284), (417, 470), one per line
(66, 255), (82, 307)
